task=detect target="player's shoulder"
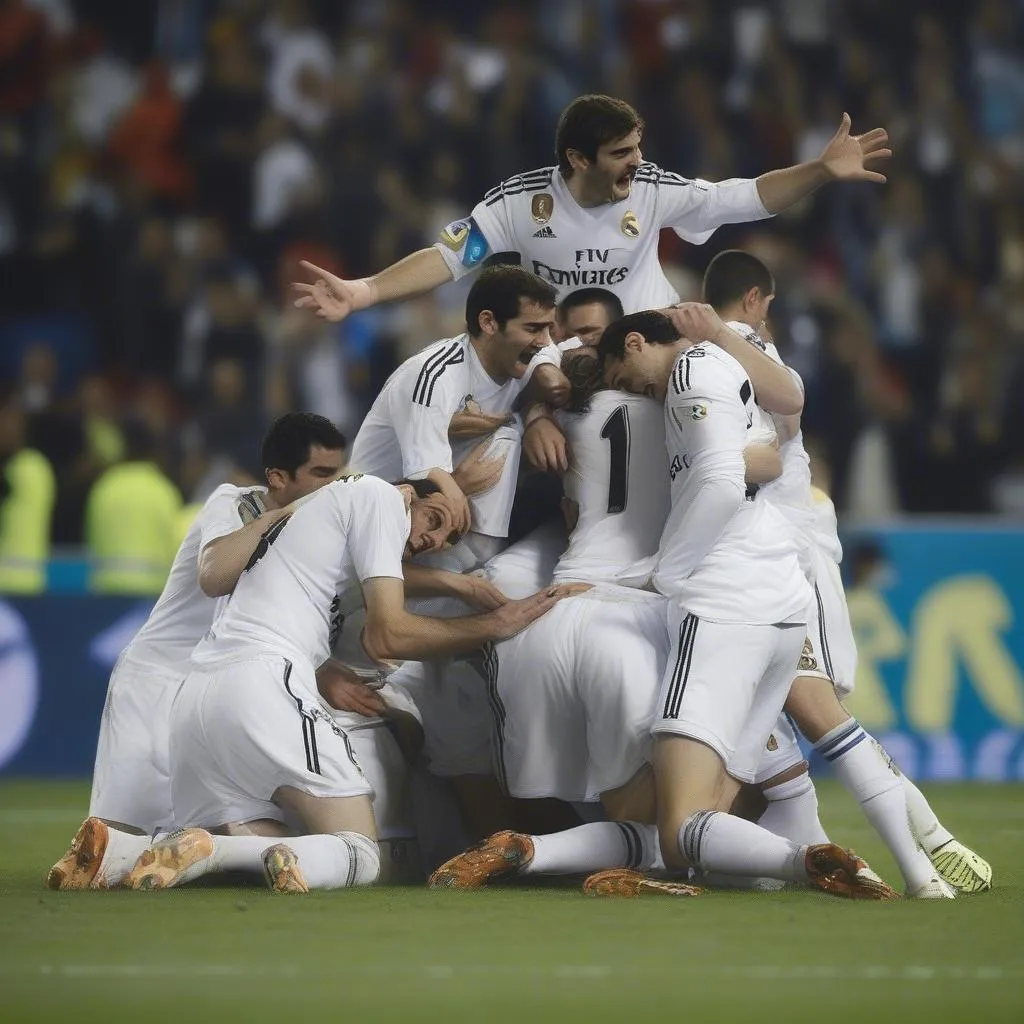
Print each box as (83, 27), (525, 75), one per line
(669, 343), (746, 397)
(202, 483), (267, 524)
(632, 161), (698, 191)
(481, 166), (555, 208)
(400, 334), (469, 407)
(724, 319), (766, 350)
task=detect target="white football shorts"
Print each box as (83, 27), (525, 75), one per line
(653, 603), (806, 783)
(169, 654), (371, 829)
(89, 650), (182, 834)
(800, 544), (858, 698)
(491, 588), (669, 802)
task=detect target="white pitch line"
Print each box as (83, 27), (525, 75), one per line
(3, 965), (1017, 982)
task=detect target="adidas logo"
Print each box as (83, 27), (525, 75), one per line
(533, 226), (557, 238)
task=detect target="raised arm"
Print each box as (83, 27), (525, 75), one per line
(293, 248), (454, 323)
(755, 114), (891, 214)
(197, 505), (293, 597)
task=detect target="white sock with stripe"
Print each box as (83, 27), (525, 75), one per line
(759, 774), (830, 845)
(899, 775), (954, 855)
(679, 811), (808, 882)
(522, 822), (661, 875)
(95, 826), (152, 887)
(814, 719), (935, 890)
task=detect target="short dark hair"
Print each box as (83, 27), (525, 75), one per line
(465, 266), (557, 336)
(555, 95), (644, 177)
(558, 287), (625, 326)
(394, 477), (441, 499)
(261, 412), (346, 476)
(702, 250), (775, 312)
(561, 349), (605, 414)
(596, 311), (680, 362)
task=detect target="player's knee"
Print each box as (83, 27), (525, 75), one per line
(335, 830), (381, 887)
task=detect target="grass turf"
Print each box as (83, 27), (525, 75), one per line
(0, 780), (1021, 1023)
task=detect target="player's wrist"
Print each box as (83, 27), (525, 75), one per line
(353, 277), (378, 309)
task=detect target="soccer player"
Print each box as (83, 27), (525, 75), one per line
(700, 249), (991, 894)
(47, 413), (348, 890)
(598, 307), (894, 898)
(348, 265), (558, 556)
(118, 475), (566, 893)
(555, 287), (624, 347)
(293, 95), (890, 320)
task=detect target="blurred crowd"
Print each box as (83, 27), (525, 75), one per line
(1, 0), (1023, 576)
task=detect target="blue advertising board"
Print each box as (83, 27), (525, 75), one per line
(0, 525), (1022, 779)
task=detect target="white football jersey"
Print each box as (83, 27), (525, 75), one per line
(434, 163), (771, 314)
(349, 333), (524, 482)
(126, 484), (267, 674)
(553, 391), (669, 586)
(654, 343), (810, 624)
(810, 487), (844, 565)
(191, 475), (408, 675)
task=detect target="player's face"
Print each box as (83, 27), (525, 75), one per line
(603, 334), (671, 403)
(589, 130), (643, 203)
(492, 299), (557, 379)
(274, 444), (346, 504)
(406, 493), (462, 557)
(559, 302), (614, 346)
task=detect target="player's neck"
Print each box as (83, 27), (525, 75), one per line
(564, 171), (610, 209)
(468, 335), (510, 385)
(717, 304), (755, 330)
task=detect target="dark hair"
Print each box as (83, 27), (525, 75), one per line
(558, 287), (624, 326)
(480, 251), (523, 270)
(465, 266), (557, 336)
(561, 349), (605, 414)
(555, 95), (644, 177)
(596, 310), (680, 362)
(394, 477), (441, 499)
(261, 412), (346, 476)
(702, 250), (775, 312)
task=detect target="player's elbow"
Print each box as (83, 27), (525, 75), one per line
(197, 555), (233, 598)
(761, 383), (803, 418)
(361, 619), (404, 663)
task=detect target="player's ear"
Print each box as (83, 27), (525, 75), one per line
(744, 285), (761, 311)
(566, 147), (589, 173)
(477, 309), (498, 336)
(265, 467), (286, 492)
(624, 331), (645, 353)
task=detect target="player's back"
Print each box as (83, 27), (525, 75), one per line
(193, 475), (403, 674)
(655, 344), (809, 624)
(127, 484), (265, 675)
(554, 391), (669, 586)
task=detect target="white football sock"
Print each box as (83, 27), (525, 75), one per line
(759, 773), (830, 845)
(207, 832), (380, 889)
(523, 821), (660, 875)
(815, 720), (934, 890)
(899, 775), (954, 855)
(95, 826), (152, 887)
(679, 811), (807, 883)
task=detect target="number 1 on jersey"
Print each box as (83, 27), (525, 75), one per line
(600, 404), (630, 514)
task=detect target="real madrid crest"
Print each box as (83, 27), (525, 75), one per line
(620, 211), (640, 238)
(531, 193), (554, 224)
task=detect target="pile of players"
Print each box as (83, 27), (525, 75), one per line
(48, 95), (991, 900)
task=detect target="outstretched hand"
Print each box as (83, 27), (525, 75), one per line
(819, 114), (892, 184)
(292, 261), (375, 322)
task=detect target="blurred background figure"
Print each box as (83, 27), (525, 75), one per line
(85, 416), (180, 595)
(0, 0), (1020, 555)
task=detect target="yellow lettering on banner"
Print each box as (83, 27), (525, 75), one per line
(906, 575), (1024, 731)
(845, 587), (903, 730)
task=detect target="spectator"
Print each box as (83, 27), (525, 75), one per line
(84, 416), (180, 594)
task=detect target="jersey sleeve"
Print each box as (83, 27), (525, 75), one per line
(666, 350), (749, 481)
(434, 191), (515, 281)
(198, 485), (259, 551)
(344, 478), (408, 582)
(643, 164), (771, 244)
(387, 371), (456, 478)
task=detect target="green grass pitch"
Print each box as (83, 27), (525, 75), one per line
(1, 780), (1021, 1023)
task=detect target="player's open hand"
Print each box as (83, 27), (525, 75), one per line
(452, 437), (508, 496)
(663, 302), (725, 345)
(292, 261), (375, 322)
(819, 114), (891, 184)
(524, 416), (569, 473)
(316, 661), (388, 717)
(491, 587), (567, 639)
(449, 401), (513, 440)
